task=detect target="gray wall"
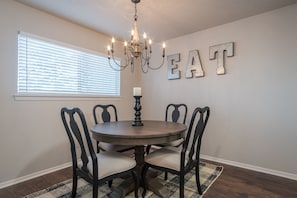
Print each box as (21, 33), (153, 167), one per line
(0, 0), (138, 186)
(141, 4), (297, 178)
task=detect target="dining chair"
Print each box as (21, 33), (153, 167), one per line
(61, 107), (139, 198)
(146, 103), (188, 154)
(141, 106), (210, 198)
(93, 104), (135, 153)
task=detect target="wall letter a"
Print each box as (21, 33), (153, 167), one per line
(185, 50), (204, 78)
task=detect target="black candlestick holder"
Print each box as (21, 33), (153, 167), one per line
(132, 96), (143, 126)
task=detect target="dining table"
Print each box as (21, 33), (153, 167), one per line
(91, 120), (187, 197)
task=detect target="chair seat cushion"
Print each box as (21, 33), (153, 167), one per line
(99, 142), (134, 152)
(145, 147), (187, 171)
(158, 138), (184, 147)
(78, 151), (136, 179)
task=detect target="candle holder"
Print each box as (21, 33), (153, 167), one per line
(132, 96), (143, 126)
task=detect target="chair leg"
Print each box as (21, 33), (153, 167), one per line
(93, 181), (98, 198)
(96, 141), (100, 153)
(145, 145), (151, 154)
(164, 171), (168, 180)
(195, 165), (203, 195)
(71, 174), (77, 198)
(141, 165), (149, 198)
(132, 170), (139, 198)
(108, 180), (113, 188)
(180, 174), (184, 198)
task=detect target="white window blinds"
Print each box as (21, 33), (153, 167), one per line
(17, 32), (120, 97)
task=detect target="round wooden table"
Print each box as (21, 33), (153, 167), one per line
(91, 120), (187, 197)
(91, 120), (187, 166)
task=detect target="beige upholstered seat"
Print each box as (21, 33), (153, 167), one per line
(157, 138), (184, 147)
(77, 151), (136, 180)
(144, 147), (189, 171)
(142, 107), (210, 198)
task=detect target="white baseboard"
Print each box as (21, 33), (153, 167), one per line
(2, 156), (297, 189)
(0, 162), (72, 189)
(201, 154), (297, 181)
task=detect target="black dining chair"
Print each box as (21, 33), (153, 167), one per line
(93, 104), (135, 153)
(141, 106), (210, 198)
(146, 103), (188, 180)
(61, 107), (139, 198)
(146, 103), (188, 154)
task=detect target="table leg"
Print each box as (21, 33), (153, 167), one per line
(134, 146), (145, 177)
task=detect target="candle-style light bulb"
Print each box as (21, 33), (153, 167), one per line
(149, 39), (152, 53)
(107, 45), (111, 57)
(162, 42), (166, 57)
(131, 30), (134, 43)
(111, 37), (115, 50)
(143, 33), (147, 49)
(124, 41), (127, 55)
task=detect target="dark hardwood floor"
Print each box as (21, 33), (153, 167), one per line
(0, 160), (296, 198)
(203, 160), (297, 198)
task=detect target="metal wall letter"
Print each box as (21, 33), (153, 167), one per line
(185, 50), (204, 78)
(167, 53), (181, 80)
(209, 42), (234, 75)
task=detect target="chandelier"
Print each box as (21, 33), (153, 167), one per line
(107, 0), (166, 73)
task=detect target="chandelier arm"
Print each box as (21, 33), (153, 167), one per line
(108, 54), (130, 71)
(140, 58), (149, 73)
(112, 53), (130, 68)
(141, 49), (152, 61)
(147, 56), (166, 70)
(141, 66), (149, 73)
(108, 59), (127, 71)
(131, 57), (135, 72)
(140, 56), (151, 72)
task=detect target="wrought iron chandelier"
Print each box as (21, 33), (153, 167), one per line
(107, 0), (166, 73)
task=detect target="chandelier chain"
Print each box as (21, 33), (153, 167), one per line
(134, 2), (138, 21)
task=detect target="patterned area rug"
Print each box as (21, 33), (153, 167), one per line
(24, 162), (223, 198)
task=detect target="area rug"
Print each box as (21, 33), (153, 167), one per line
(24, 161), (223, 198)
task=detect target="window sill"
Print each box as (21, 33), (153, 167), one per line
(14, 94), (121, 101)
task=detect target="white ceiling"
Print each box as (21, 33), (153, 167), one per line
(15, 0), (297, 42)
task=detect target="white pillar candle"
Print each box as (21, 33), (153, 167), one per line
(133, 87), (142, 96)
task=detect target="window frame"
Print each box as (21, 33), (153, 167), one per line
(15, 31), (121, 101)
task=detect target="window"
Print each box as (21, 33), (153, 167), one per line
(17, 32), (120, 98)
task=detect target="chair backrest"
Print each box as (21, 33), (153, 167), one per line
(61, 107), (98, 178)
(182, 107), (210, 167)
(93, 104), (118, 124)
(165, 104), (188, 124)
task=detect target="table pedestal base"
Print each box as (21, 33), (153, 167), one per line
(107, 146), (170, 198)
